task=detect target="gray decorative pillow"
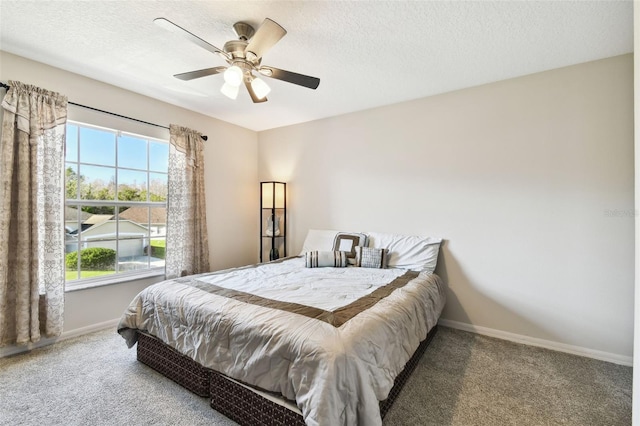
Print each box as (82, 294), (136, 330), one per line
(355, 246), (388, 269)
(332, 232), (368, 265)
(305, 251), (348, 268)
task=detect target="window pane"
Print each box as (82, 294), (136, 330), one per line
(80, 127), (116, 166)
(75, 238), (117, 279)
(64, 205), (81, 234)
(65, 210), (79, 281)
(149, 141), (169, 172)
(148, 237), (166, 269)
(79, 165), (115, 201)
(65, 163), (79, 200)
(118, 169), (147, 201)
(118, 210), (150, 238)
(118, 135), (147, 170)
(149, 173), (167, 202)
(78, 211), (115, 239)
(117, 205), (149, 230)
(119, 238), (149, 272)
(150, 206), (167, 237)
(66, 124), (78, 162)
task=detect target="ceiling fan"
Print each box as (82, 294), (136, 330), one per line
(154, 17), (320, 103)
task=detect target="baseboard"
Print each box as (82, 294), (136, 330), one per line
(438, 318), (633, 367)
(3, 317), (632, 366)
(0, 318), (120, 358)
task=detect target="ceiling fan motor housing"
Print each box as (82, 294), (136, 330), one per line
(224, 39), (261, 71)
(224, 40), (248, 58)
(232, 21), (255, 41)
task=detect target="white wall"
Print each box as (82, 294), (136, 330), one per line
(0, 51), (259, 338)
(258, 54), (634, 361)
(632, 2), (639, 423)
(1, 50), (633, 364)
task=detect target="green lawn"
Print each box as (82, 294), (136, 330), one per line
(150, 239), (166, 259)
(65, 239), (166, 280)
(151, 239), (166, 248)
(65, 270), (115, 281)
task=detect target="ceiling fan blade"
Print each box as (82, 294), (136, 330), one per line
(245, 18), (287, 60)
(259, 66), (320, 90)
(244, 79), (268, 103)
(154, 18), (228, 58)
(174, 66), (227, 81)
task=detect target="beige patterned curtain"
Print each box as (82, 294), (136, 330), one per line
(0, 81), (67, 346)
(165, 124), (210, 279)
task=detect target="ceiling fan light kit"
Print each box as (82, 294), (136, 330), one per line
(250, 77), (271, 99)
(154, 17), (320, 103)
(220, 82), (240, 100)
(223, 65), (244, 86)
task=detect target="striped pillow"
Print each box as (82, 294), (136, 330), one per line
(355, 246), (388, 269)
(305, 251), (348, 268)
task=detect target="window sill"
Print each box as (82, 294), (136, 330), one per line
(64, 268), (165, 292)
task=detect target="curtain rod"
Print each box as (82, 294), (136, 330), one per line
(0, 82), (208, 141)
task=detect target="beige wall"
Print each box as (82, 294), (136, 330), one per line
(0, 51), (259, 335)
(632, 2), (638, 421)
(1, 50), (633, 362)
(258, 54), (634, 359)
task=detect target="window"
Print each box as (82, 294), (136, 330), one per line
(65, 121), (169, 287)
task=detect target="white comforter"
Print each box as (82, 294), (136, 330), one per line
(118, 257), (446, 426)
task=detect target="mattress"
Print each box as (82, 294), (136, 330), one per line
(119, 256), (446, 426)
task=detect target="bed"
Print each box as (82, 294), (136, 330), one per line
(118, 230), (446, 426)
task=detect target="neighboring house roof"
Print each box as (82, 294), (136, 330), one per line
(67, 223), (93, 235)
(118, 207), (167, 225)
(64, 206), (92, 222)
(80, 219), (150, 238)
(83, 214), (114, 226)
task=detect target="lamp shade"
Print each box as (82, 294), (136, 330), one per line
(220, 82), (240, 100)
(251, 77), (271, 100)
(223, 65), (244, 86)
(261, 181), (286, 209)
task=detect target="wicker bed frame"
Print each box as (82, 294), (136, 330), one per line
(136, 325), (438, 425)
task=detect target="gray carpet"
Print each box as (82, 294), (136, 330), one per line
(0, 326), (631, 426)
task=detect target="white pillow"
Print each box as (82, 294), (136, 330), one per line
(300, 229), (340, 254)
(367, 232), (442, 273)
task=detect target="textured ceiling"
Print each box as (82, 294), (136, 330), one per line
(0, 1), (633, 131)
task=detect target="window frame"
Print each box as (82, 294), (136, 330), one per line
(64, 120), (169, 290)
